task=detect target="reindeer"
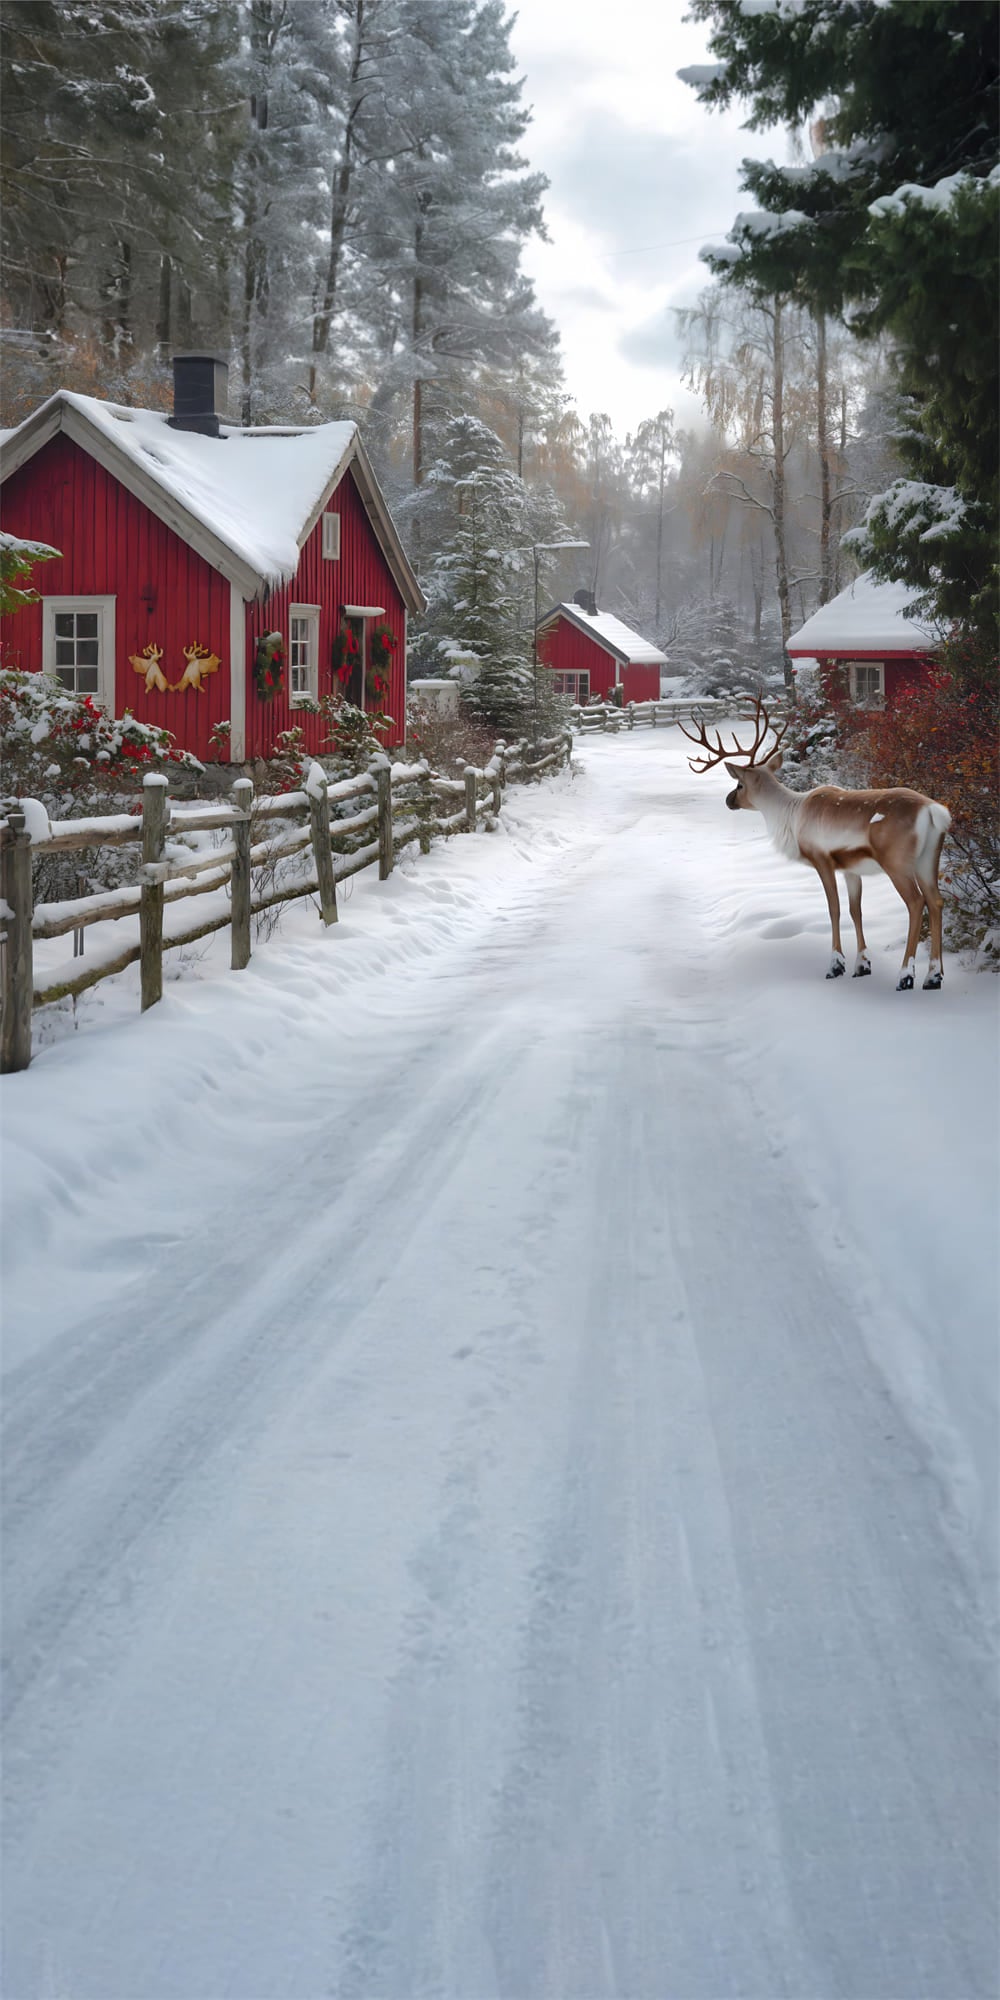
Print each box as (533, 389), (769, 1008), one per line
(680, 697), (951, 990)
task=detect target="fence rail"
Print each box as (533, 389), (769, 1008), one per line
(570, 694), (789, 734)
(0, 729), (572, 1073)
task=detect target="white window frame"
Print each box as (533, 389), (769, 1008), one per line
(847, 660), (885, 708)
(552, 669), (590, 703)
(288, 603), (321, 706)
(322, 513), (341, 560)
(42, 596), (116, 709)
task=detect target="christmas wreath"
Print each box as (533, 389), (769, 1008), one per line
(367, 622), (398, 673)
(254, 630), (285, 701)
(366, 621), (397, 706)
(332, 620), (361, 684)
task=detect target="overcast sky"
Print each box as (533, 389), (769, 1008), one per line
(507, 0), (780, 438)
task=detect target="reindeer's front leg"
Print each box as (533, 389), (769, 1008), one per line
(807, 852), (846, 977)
(845, 871), (871, 976)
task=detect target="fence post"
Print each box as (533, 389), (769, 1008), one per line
(464, 766), (478, 832)
(231, 776), (254, 966)
(418, 763), (434, 854)
(1, 808), (34, 1074)
(308, 770), (338, 925)
(650, 700), (658, 728)
(627, 703), (635, 730)
(375, 758), (393, 880)
(601, 704), (609, 731)
(140, 773), (168, 1012)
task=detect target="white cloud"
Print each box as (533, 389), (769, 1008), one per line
(508, 0), (784, 433)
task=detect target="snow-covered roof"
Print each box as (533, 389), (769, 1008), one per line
(543, 602), (667, 665)
(786, 573), (938, 656)
(0, 391), (425, 610)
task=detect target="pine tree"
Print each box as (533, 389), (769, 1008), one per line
(1, 1), (238, 362)
(682, 0), (1000, 643)
(413, 415), (573, 736)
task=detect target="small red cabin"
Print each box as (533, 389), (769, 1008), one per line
(786, 572), (937, 708)
(0, 356), (424, 764)
(536, 592), (666, 706)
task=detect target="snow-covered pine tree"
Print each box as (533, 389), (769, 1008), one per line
(413, 415), (573, 737)
(359, 0), (552, 493)
(1, 1), (237, 373)
(682, 0), (1000, 647)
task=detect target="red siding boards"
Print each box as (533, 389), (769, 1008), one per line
(803, 652), (930, 709)
(245, 465), (407, 758)
(1, 441), (409, 761)
(537, 614), (660, 705)
(0, 434), (230, 762)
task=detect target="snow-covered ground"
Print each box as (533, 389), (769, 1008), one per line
(3, 729), (997, 2000)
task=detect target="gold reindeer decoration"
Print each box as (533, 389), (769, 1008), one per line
(175, 643), (222, 693)
(128, 641), (222, 694)
(129, 642), (171, 694)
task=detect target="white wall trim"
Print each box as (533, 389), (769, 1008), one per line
(288, 602), (321, 706)
(229, 584), (246, 762)
(41, 595), (116, 711)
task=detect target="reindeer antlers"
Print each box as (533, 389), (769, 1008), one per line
(678, 693), (789, 774)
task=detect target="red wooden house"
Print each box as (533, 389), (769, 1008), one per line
(0, 355), (425, 764)
(786, 572), (937, 707)
(536, 591), (666, 705)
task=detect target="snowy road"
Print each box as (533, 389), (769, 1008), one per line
(3, 732), (997, 2000)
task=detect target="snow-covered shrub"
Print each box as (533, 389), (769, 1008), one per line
(780, 668), (847, 788)
(319, 694), (392, 775)
(1, 668), (202, 901)
(851, 650), (999, 955)
(405, 698), (498, 778)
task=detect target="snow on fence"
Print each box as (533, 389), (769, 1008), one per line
(570, 694), (789, 734)
(0, 730), (572, 1073)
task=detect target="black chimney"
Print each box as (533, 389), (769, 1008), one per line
(168, 352), (229, 438)
(573, 588), (598, 616)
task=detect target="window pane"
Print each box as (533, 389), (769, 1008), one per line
(77, 667), (99, 692)
(76, 641), (99, 665)
(76, 614), (99, 638)
(56, 667), (75, 689)
(54, 613), (75, 637)
(55, 641), (76, 665)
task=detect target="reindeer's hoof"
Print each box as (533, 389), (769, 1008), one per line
(853, 956), (872, 978)
(826, 955), (846, 979)
(923, 969), (943, 990)
(897, 972), (915, 991)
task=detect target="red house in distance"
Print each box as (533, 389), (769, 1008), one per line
(786, 572), (937, 708)
(0, 355), (425, 764)
(536, 591), (666, 706)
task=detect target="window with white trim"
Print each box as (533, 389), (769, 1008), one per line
(848, 660), (885, 707)
(322, 513), (341, 560)
(552, 669), (590, 702)
(289, 604), (320, 704)
(42, 597), (116, 707)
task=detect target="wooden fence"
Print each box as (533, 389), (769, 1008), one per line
(570, 694), (789, 734)
(0, 730), (572, 1074)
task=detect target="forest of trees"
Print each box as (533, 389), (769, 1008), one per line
(1, 0), (996, 711)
